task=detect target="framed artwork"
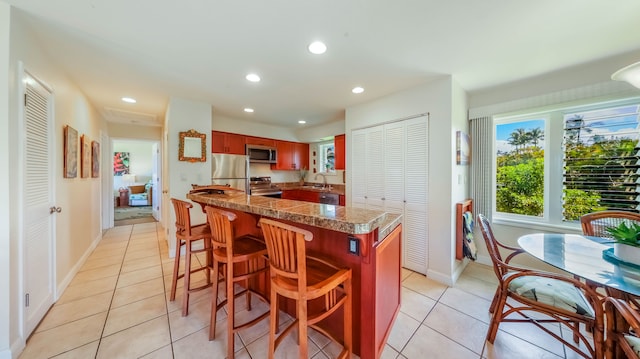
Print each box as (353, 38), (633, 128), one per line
(456, 131), (471, 165)
(113, 152), (130, 176)
(91, 140), (100, 178)
(63, 125), (78, 178)
(80, 135), (91, 178)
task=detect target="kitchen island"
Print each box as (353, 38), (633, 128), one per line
(187, 190), (402, 359)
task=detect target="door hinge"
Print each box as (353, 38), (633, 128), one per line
(24, 93), (27, 106)
(25, 293), (29, 307)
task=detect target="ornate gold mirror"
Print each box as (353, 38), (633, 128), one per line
(179, 129), (207, 162)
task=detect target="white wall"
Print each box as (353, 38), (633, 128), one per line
(112, 140), (155, 192)
(5, 8), (107, 357)
(213, 115), (298, 141)
(345, 76), (462, 285)
(165, 98), (212, 255)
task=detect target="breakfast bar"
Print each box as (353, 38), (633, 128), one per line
(187, 190), (403, 359)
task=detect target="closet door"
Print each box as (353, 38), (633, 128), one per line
(383, 122), (405, 215)
(365, 125), (385, 211)
(403, 116), (429, 273)
(351, 129), (367, 209)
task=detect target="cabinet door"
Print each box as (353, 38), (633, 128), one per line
(226, 133), (246, 154)
(211, 131), (245, 154)
(281, 189), (298, 200)
(272, 141), (294, 170)
(246, 136), (276, 147)
(293, 142), (309, 170)
(334, 134), (345, 170)
(211, 131), (226, 153)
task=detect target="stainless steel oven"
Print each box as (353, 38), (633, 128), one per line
(249, 176), (282, 198)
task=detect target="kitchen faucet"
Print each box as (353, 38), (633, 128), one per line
(314, 173), (327, 189)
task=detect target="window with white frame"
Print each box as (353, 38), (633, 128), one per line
(318, 142), (335, 173)
(494, 98), (640, 225)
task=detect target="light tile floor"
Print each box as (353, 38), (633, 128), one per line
(19, 222), (593, 358)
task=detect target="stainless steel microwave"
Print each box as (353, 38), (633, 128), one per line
(246, 145), (277, 163)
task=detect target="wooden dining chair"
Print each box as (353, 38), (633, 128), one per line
(206, 206), (270, 359)
(604, 297), (640, 359)
(259, 218), (352, 359)
(581, 210), (640, 308)
(170, 198), (214, 316)
(477, 214), (605, 359)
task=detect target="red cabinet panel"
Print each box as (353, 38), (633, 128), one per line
(335, 134), (345, 170)
(246, 136), (276, 147)
(211, 131), (246, 154)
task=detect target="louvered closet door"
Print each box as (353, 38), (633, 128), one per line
(403, 116), (428, 273)
(351, 129), (367, 209)
(384, 122), (405, 215)
(23, 73), (55, 336)
(365, 125), (385, 211)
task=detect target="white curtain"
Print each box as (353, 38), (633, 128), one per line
(470, 116), (492, 220)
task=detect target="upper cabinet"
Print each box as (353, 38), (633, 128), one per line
(334, 134), (345, 170)
(211, 131), (246, 155)
(245, 136), (276, 147)
(271, 140), (309, 170)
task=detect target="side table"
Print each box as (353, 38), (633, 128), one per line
(119, 188), (129, 207)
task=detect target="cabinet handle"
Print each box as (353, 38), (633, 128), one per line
(381, 197), (385, 200)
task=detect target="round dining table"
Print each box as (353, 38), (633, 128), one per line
(517, 233), (640, 297)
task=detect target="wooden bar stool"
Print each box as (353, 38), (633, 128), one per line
(170, 198), (214, 317)
(259, 218), (352, 359)
(206, 206), (270, 359)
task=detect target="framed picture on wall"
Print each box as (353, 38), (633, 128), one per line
(113, 152), (130, 176)
(81, 135), (91, 178)
(91, 140), (100, 178)
(63, 125), (78, 178)
(456, 131), (471, 165)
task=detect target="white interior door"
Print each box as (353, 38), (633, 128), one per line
(22, 70), (56, 336)
(350, 129), (367, 209)
(152, 142), (161, 221)
(403, 116), (429, 273)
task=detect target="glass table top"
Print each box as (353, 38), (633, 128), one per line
(518, 233), (640, 297)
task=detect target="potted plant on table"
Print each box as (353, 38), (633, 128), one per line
(605, 222), (640, 265)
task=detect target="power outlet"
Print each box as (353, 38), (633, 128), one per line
(348, 236), (359, 255)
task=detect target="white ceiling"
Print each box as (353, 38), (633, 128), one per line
(6, 0), (640, 128)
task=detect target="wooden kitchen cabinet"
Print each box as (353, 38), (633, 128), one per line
(334, 134), (345, 170)
(271, 140), (309, 170)
(245, 136), (276, 147)
(211, 131), (246, 154)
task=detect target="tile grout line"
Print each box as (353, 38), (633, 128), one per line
(93, 225), (135, 359)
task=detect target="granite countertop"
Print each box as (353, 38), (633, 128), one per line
(187, 191), (400, 237)
(278, 183), (346, 195)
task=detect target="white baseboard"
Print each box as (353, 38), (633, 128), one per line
(426, 268), (454, 287)
(4, 337), (25, 359)
(56, 233), (102, 299)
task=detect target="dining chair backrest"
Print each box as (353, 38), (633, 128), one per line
(171, 198), (195, 237)
(580, 210), (640, 238)
(259, 218), (313, 288)
(205, 206), (238, 260)
(477, 214), (525, 279)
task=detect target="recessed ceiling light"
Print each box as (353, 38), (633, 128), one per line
(246, 73), (261, 82)
(298, 120), (306, 124)
(352, 87), (364, 94)
(122, 97), (136, 103)
(244, 108), (254, 113)
(308, 41), (327, 55)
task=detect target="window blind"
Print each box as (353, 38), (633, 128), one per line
(562, 104), (640, 219)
